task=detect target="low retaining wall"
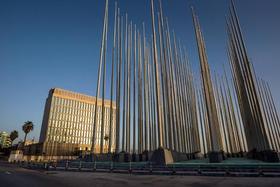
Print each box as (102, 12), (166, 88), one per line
(15, 161), (280, 177)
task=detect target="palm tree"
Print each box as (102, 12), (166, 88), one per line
(10, 130), (19, 145)
(104, 134), (109, 153)
(22, 121), (34, 145)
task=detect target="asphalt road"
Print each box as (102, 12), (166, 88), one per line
(1, 161), (280, 187)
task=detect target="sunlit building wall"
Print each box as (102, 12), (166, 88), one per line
(39, 88), (116, 155)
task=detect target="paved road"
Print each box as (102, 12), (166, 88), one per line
(1, 161), (280, 187)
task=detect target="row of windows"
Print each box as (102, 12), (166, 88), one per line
(54, 89), (94, 102)
(49, 136), (92, 145)
(52, 96), (115, 113)
(47, 130), (116, 145)
(48, 119), (115, 129)
(53, 96), (95, 111)
(49, 127), (91, 136)
(47, 124), (115, 138)
(50, 112), (114, 123)
(50, 98), (116, 123)
(47, 136), (116, 145)
(46, 122), (116, 144)
(45, 96), (116, 146)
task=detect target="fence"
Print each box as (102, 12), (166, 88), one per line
(16, 161), (280, 177)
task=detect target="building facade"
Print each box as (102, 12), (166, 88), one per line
(39, 88), (116, 156)
(0, 131), (11, 148)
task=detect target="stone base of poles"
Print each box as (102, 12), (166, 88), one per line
(237, 151), (245, 157)
(247, 149), (279, 162)
(141, 150), (153, 162)
(115, 151), (131, 162)
(150, 147), (174, 165)
(132, 153), (140, 162)
(194, 152), (205, 159)
(203, 153), (208, 158)
(86, 153), (97, 162)
(171, 151), (189, 162)
(259, 150), (279, 162)
(208, 151), (224, 163)
(227, 152), (242, 158)
(86, 153), (113, 162)
(96, 153), (113, 161)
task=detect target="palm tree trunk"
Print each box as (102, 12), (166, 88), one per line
(24, 133), (27, 146)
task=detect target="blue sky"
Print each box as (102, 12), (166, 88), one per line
(0, 0), (280, 142)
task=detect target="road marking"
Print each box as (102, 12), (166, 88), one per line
(5, 171), (11, 175)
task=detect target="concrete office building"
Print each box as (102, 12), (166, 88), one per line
(39, 88), (116, 156)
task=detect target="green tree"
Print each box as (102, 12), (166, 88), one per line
(22, 121), (34, 145)
(104, 134), (109, 152)
(10, 130), (19, 145)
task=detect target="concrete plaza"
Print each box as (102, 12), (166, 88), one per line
(0, 161), (280, 187)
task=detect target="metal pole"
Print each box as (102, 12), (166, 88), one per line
(91, 0), (108, 153)
(115, 14), (123, 154)
(100, 8), (108, 154)
(133, 24), (137, 154)
(150, 0), (164, 148)
(108, 2), (118, 154)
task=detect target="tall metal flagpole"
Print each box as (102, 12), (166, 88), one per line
(115, 13), (122, 154)
(100, 0), (111, 154)
(142, 23), (148, 151)
(122, 14), (128, 152)
(126, 23), (131, 153)
(219, 77), (233, 153)
(227, 0), (280, 154)
(166, 18), (178, 151)
(225, 73), (241, 152)
(183, 52), (192, 153)
(159, 0), (173, 149)
(265, 82), (280, 151)
(178, 43), (187, 153)
(200, 87), (210, 153)
(214, 73), (229, 153)
(133, 24), (137, 154)
(172, 33), (183, 152)
(150, 42), (157, 150)
(148, 56), (155, 151)
(261, 79), (279, 150)
(197, 87), (206, 155)
(191, 7), (222, 154)
(158, 4), (166, 147)
(222, 75), (240, 153)
(264, 80), (280, 151)
(228, 0), (270, 151)
(177, 40), (186, 153)
(100, 8), (108, 154)
(91, 0), (108, 154)
(138, 30), (143, 154)
(148, 50), (153, 151)
(108, 2), (118, 153)
(163, 19), (174, 151)
(150, 0), (164, 148)
(231, 72), (247, 152)
(170, 33), (180, 152)
(257, 78), (276, 150)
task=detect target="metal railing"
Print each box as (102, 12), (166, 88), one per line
(15, 161), (280, 177)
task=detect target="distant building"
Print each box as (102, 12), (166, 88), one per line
(0, 131), (11, 148)
(24, 139), (38, 146)
(39, 88), (116, 156)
